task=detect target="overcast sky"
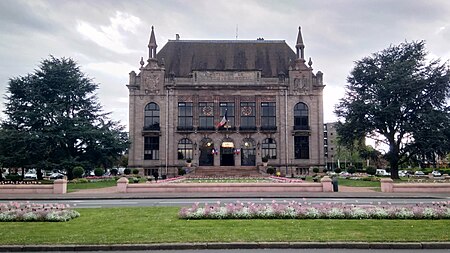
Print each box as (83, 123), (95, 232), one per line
(1, 0), (449, 131)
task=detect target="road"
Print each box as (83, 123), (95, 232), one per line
(19, 249), (450, 253)
(2, 197), (449, 208)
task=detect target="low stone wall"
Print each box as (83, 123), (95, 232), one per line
(0, 179), (67, 194)
(381, 178), (450, 193)
(117, 176), (333, 193)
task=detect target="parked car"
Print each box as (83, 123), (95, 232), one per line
(49, 172), (64, 179)
(431, 171), (442, 177)
(24, 170), (37, 179)
(414, 171), (425, 177)
(376, 169), (390, 176)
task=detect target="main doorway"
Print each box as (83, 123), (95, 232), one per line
(220, 139), (235, 166)
(241, 138), (256, 166)
(199, 138), (214, 166)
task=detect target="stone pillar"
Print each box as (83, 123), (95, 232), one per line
(380, 178), (394, 192)
(117, 177), (129, 193)
(53, 179), (67, 194)
(320, 176), (332, 192)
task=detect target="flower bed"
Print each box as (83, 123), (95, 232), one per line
(0, 202), (80, 222)
(179, 200), (450, 220)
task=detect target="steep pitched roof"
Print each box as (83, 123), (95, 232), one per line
(157, 40), (296, 78)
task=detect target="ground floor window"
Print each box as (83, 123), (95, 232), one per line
(177, 138), (193, 160)
(261, 138), (277, 159)
(294, 136), (309, 159)
(144, 136), (159, 160)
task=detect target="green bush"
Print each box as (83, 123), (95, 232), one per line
(323, 168), (328, 173)
(132, 169), (140, 175)
(178, 167), (186, 176)
(94, 168), (104, 176)
(266, 167), (275, 175)
(334, 168), (342, 174)
(312, 167), (319, 173)
(73, 166), (84, 179)
(347, 166), (356, 174)
(366, 167), (376, 176)
(110, 168), (118, 176)
(262, 157), (269, 163)
(124, 168), (131, 175)
(5, 174), (21, 181)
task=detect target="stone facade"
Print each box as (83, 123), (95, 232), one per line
(127, 26), (325, 177)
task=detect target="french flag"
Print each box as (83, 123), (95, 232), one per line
(217, 109), (228, 128)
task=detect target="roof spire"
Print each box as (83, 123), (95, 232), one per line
(295, 26), (305, 60)
(148, 26), (157, 59)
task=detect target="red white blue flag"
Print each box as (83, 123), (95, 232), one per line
(217, 109), (228, 128)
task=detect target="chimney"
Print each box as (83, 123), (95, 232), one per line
(176, 34), (180, 40)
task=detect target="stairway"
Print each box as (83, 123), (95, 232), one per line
(188, 166), (262, 177)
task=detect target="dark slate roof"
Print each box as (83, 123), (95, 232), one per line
(157, 40), (296, 78)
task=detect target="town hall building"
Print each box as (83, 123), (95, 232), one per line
(127, 26), (326, 177)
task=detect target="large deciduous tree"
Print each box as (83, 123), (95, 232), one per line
(0, 56), (129, 180)
(335, 41), (450, 179)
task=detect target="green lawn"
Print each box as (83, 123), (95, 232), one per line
(67, 179), (117, 192)
(0, 207), (448, 245)
(336, 178), (380, 187)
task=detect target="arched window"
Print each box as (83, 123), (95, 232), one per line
(177, 138), (193, 160)
(294, 102), (309, 130)
(144, 102), (160, 130)
(262, 138), (277, 159)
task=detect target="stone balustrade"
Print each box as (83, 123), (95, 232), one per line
(381, 178), (450, 193)
(0, 179), (67, 194)
(117, 176), (334, 193)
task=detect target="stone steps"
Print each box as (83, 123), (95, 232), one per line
(188, 166), (262, 177)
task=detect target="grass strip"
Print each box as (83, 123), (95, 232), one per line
(67, 180), (117, 192)
(0, 207), (448, 245)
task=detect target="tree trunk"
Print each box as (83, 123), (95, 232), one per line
(37, 168), (43, 180)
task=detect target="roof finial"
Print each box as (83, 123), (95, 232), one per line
(296, 26), (305, 60)
(148, 26), (157, 59)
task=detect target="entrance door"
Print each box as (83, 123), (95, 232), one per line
(220, 147), (235, 166)
(241, 139), (256, 166)
(199, 139), (214, 166)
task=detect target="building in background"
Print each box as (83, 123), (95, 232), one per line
(127, 26), (325, 177)
(324, 122), (338, 170)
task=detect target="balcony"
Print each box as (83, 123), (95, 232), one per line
(176, 126), (195, 132)
(260, 126), (277, 132)
(219, 126), (237, 132)
(143, 124), (160, 131)
(293, 125), (311, 135)
(197, 126), (216, 132)
(239, 126), (257, 132)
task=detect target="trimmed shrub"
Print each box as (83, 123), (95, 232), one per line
(110, 168), (118, 176)
(94, 168), (104, 177)
(73, 166), (84, 179)
(312, 167), (320, 173)
(366, 166), (376, 176)
(323, 168), (328, 173)
(266, 167), (275, 175)
(124, 168), (131, 175)
(347, 166), (356, 174)
(132, 169), (140, 175)
(262, 157), (269, 163)
(178, 167), (186, 176)
(5, 174), (21, 181)
(334, 168), (342, 174)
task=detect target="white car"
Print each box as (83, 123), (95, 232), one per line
(24, 170), (37, 179)
(376, 169), (390, 176)
(431, 171), (442, 177)
(414, 171), (425, 177)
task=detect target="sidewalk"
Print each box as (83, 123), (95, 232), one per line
(1, 186), (449, 200)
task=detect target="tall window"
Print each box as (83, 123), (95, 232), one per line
(294, 136), (309, 159)
(144, 102), (160, 130)
(178, 102), (193, 130)
(199, 102), (214, 130)
(177, 138), (193, 160)
(294, 102), (309, 130)
(144, 136), (159, 160)
(240, 102), (256, 130)
(219, 102), (235, 129)
(261, 138), (277, 159)
(261, 102), (276, 130)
